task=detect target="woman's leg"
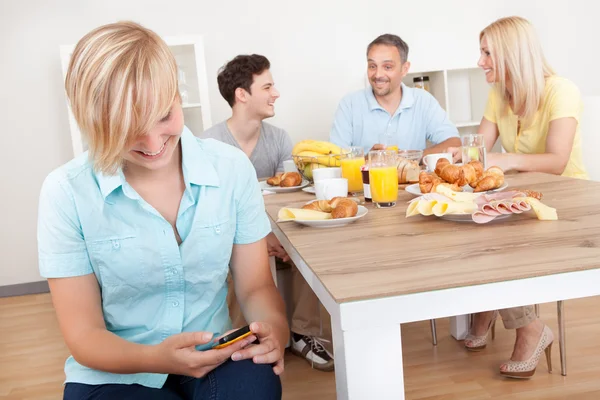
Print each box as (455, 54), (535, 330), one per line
(499, 306), (547, 371)
(182, 359), (281, 400)
(64, 379), (183, 400)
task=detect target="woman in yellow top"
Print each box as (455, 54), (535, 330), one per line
(450, 16), (588, 379)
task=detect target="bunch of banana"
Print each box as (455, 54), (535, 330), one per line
(292, 140), (343, 170)
(292, 140), (342, 156)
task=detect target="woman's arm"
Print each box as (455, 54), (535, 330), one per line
(487, 117), (576, 174)
(48, 275), (157, 373)
(49, 275), (251, 377)
(229, 238), (289, 374)
(479, 117), (500, 152)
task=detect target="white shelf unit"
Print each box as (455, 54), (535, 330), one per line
(404, 67), (502, 152)
(60, 35), (212, 157)
(403, 67), (489, 134)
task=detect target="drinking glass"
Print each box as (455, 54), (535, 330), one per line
(368, 150), (399, 208)
(461, 134), (486, 169)
(340, 147), (365, 195)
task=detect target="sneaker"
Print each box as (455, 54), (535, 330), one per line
(290, 333), (335, 372)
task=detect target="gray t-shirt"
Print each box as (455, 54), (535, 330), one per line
(200, 121), (294, 179)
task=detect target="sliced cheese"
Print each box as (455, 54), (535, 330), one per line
(435, 185), (481, 202)
(406, 201), (421, 217)
(432, 201), (477, 216)
(514, 197), (558, 220)
(277, 208), (332, 222)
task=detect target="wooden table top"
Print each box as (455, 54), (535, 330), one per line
(264, 173), (600, 303)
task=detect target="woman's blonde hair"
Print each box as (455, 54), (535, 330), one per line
(65, 21), (179, 173)
(480, 16), (555, 125)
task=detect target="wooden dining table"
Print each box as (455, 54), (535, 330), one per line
(263, 172), (600, 400)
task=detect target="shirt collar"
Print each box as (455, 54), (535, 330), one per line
(366, 82), (415, 114)
(180, 126), (220, 188)
(96, 126), (220, 200)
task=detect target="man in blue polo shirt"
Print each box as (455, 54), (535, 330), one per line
(330, 34), (460, 154)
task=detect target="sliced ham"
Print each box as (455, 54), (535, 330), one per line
(472, 211), (499, 224)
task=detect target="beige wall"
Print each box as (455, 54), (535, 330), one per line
(1, 0), (597, 285)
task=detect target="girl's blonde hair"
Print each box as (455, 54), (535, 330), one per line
(65, 21), (179, 173)
(480, 16), (555, 125)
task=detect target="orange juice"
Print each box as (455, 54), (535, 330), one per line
(369, 166), (399, 204)
(386, 145), (399, 153)
(340, 157), (365, 193)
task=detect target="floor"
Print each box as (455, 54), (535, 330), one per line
(2, 294), (600, 399)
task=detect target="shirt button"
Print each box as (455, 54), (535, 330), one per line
(113, 241), (120, 249)
(215, 227), (221, 234)
(172, 269), (178, 275)
(172, 301), (179, 307)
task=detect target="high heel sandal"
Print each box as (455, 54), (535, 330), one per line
(464, 310), (499, 351)
(500, 324), (554, 379)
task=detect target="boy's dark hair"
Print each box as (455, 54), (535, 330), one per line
(217, 54), (271, 107)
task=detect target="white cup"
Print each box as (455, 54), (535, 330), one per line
(283, 159), (298, 173)
(315, 178), (348, 200)
(312, 167), (342, 182)
(422, 153), (452, 173)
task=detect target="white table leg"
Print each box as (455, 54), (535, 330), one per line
(332, 318), (404, 399)
(450, 315), (470, 340)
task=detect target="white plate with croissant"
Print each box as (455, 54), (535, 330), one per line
(278, 197), (368, 228)
(405, 182), (508, 197)
(405, 160), (507, 196)
(260, 172), (310, 193)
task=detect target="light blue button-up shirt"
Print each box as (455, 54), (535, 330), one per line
(330, 83), (459, 152)
(37, 127), (271, 388)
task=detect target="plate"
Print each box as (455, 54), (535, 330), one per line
(260, 179), (310, 193)
(438, 213), (513, 223)
(405, 182), (508, 197)
(291, 205), (368, 228)
(302, 186), (316, 194)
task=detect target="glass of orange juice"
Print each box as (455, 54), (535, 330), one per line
(368, 150), (399, 208)
(340, 147), (365, 195)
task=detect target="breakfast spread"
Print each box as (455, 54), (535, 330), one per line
(266, 172), (303, 187)
(407, 185), (557, 223)
(278, 197), (359, 221)
(419, 159), (505, 193)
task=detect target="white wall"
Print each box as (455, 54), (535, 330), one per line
(1, 0), (597, 286)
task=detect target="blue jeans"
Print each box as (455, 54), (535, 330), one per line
(63, 359), (281, 400)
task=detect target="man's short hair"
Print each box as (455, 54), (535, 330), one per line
(217, 54), (271, 107)
(367, 34), (409, 63)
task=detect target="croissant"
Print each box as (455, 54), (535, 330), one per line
(419, 171), (441, 193)
(473, 166), (505, 192)
(279, 172), (302, 187)
(301, 197), (358, 219)
(329, 198), (358, 219)
(301, 200), (333, 213)
(435, 158), (450, 176)
(418, 171), (462, 194)
(437, 161), (478, 187)
(467, 160), (484, 181)
(266, 174), (282, 186)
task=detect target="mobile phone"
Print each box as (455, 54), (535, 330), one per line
(212, 325), (253, 349)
